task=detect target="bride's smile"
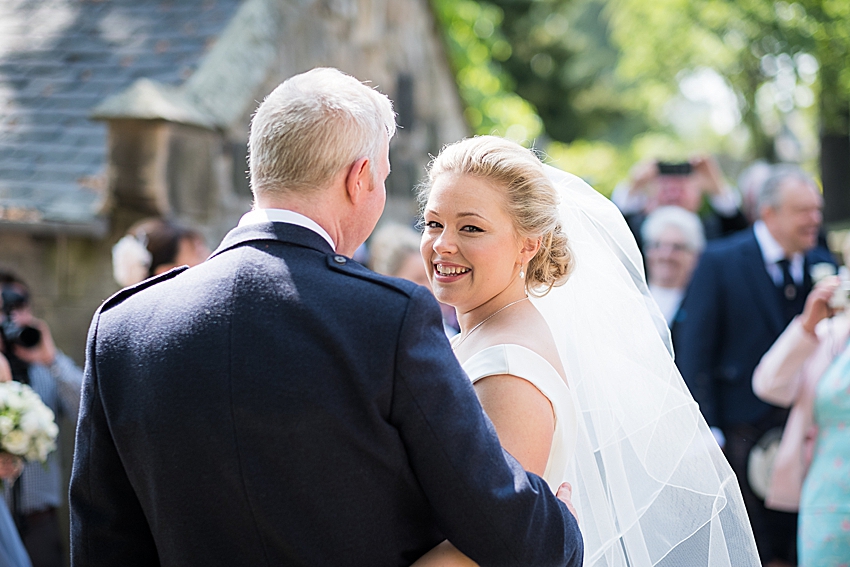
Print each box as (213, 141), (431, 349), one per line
(420, 172), (533, 321)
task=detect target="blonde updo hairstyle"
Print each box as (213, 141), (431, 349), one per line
(419, 136), (572, 297)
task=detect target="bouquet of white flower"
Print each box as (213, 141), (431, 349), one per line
(0, 381), (59, 464)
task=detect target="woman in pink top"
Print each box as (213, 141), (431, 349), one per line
(753, 275), (850, 566)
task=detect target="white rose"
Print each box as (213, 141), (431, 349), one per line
(36, 437), (56, 462)
(25, 445), (40, 462)
(4, 393), (23, 412)
(38, 418), (58, 440)
(19, 412), (41, 435)
(38, 407), (57, 428)
(2, 430), (30, 456)
(0, 416), (14, 436)
(811, 262), (837, 284)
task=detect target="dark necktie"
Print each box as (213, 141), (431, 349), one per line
(777, 258), (797, 301)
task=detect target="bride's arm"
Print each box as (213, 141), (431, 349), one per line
(411, 374), (556, 567)
(473, 373), (555, 475)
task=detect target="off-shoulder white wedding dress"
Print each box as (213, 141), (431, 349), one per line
(462, 343), (577, 492)
(452, 166), (761, 567)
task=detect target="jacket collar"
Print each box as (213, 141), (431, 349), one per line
(739, 228), (787, 335)
(210, 221), (336, 260)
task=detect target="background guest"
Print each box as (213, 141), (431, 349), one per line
(369, 222), (431, 287)
(752, 236), (850, 566)
(737, 160), (774, 225)
(112, 217), (210, 288)
(612, 154), (748, 251)
(0, 271), (82, 567)
(641, 206), (705, 326)
(673, 165), (835, 567)
(369, 223), (459, 335)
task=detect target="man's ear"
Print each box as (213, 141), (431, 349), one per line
(344, 157), (372, 204)
(759, 204), (774, 225)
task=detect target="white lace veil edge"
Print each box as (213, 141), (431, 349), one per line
(532, 166), (760, 567)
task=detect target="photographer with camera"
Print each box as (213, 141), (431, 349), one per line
(0, 271), (82, 567)
(612, 155), (749, 251)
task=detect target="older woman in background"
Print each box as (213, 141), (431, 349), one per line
(369, 222), (459, 336)
(641, 205), (706, 326)
(753, 236), (850, 566)
(112, 218), (210, 287)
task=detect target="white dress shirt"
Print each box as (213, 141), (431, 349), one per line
(649, 285), (685, 326)
(238, 209), (335, 251)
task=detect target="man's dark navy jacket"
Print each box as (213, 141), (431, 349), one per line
(673, 227), (835, 429)
(70, 222), (582, 567)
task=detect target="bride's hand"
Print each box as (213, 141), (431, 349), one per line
(410, 541), (478, 567)
(557, 482), (579, 525)
(0, 453), (23, 482)
(0, 353), (11, 383)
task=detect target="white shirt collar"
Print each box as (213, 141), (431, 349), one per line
(238, 209), (336, 251)
(753, 220), (786, 265)
(648, 285), (684, 326)
(753, 220), (804, 284)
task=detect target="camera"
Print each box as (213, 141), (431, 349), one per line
(0, 286), (41, 349)
(657, 161), (693, 176)
(830, 267), (850, 310)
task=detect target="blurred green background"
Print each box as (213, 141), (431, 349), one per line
(432, 0), (850, 197)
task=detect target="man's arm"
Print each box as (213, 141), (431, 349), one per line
(390, 287), (582, 567)
(69, 310), (159, 567)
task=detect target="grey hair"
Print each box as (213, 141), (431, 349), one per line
(417, 135), (572, 297)
(249, 67), (396, 197)
(737, 160), (773, 202)
(369, 222), (421, 277)
(642, 206), (706, 252)
(757, 165), (817, 215)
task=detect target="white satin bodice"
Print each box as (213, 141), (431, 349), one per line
(461, 344), (577, 492)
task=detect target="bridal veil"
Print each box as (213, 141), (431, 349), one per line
(532, 166), (760, 566)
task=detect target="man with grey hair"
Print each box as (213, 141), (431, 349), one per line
(69, 68), (581, 567)
(674, 165), (835, 567)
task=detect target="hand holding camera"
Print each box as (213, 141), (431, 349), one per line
(800, 275), (842, 336)
(0, 285), (55, 366)
(688, 155), (728, 197)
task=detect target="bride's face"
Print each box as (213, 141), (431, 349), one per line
(420, 172), (530, 314)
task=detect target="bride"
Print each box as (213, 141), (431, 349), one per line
(411, 136), (760, 566)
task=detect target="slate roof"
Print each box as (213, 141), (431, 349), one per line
(0, 0), (245, 235)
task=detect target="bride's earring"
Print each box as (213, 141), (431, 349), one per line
(519, 266), (525, 279)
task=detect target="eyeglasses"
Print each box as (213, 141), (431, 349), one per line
(645, 241), (693, 253)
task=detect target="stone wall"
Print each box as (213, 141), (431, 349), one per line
(0, 0), (468, 368)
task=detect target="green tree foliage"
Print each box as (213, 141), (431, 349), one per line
(486, 0), (647, 145)
(431, 0), (543, 143)
(432, 0), (849, 193)
(609, 0), (850, 146)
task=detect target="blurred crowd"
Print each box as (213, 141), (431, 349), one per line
(2, 154), (848, 567)
(613, 156), (847, 567)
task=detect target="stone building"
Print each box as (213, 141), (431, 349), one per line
(0, 0), (468, 365)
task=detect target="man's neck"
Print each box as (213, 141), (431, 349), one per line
(754, 220), (797, 260)
(254, 194), (356, 256)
